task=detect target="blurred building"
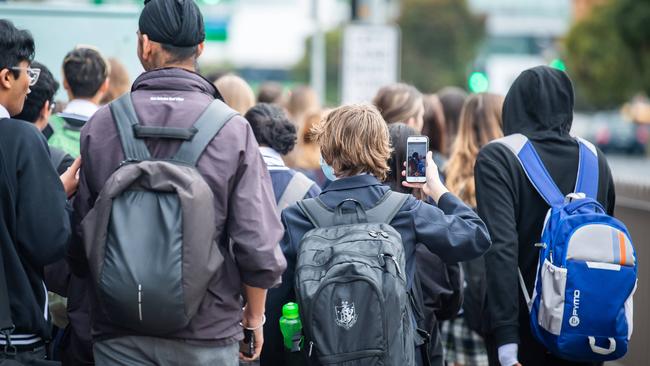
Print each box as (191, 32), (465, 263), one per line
(466, 0), (571, 95)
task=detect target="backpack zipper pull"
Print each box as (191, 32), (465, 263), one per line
(308, 341), (314, 357)
(368, 231), (378, 238)
(385, 254), (402, 276)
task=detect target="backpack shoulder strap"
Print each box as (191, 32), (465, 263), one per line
(109, 94), (151, 161)
(574, 137), (599, 199)
(296, 197), (332, 228)
(173, 99), (238, 165)
(491, 133), (565, 207)
(366, 191), (409, 224)
(277, 172), (315, 215)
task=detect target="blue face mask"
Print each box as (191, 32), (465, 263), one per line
(320, 156), (337, 181)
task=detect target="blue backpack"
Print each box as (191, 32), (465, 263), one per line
(495, 134), (637, 362)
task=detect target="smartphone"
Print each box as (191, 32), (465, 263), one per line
(406, 136), (429, 183)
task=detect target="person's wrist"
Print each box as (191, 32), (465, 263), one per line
(242, 309), (265, 328)
(427, 179), (448, 202)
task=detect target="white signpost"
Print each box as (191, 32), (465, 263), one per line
(341, 24), (400, 104)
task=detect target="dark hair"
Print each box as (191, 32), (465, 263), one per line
(161, 43), (199, 64)
(14, 62), (59, 123)
(62, 47), (108, 98)
(385, 123), (418, 194)
(422, 94), (447, 155)
(257, 81), (284, 104)
(437, 86), (468, 152)
(0, 20), (35, 79)
(245, 103), (297, 155)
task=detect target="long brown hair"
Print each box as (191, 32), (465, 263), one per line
(445, 93), (504, 207)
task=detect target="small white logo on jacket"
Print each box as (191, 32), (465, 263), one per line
(570, 290), (581, 327)
(335, 300), (358, 330)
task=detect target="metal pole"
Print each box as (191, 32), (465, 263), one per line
(310, 0), (326, 104)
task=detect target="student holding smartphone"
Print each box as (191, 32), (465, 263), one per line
(277, 104), (491, 366)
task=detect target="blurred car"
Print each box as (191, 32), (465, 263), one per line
(572, 111), (649, 155)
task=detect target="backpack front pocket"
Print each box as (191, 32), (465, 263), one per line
(538, 259), (567, 336)
(309, 276), (387, 365)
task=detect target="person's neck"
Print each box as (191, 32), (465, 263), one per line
(69, 96), (100, 106)
(149, 61), (196, 73)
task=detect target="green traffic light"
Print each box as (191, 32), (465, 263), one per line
(549, 58), (566, 71)
(468, 72), (489, 93)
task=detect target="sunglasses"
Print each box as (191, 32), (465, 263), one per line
(10, 67), (41, 86)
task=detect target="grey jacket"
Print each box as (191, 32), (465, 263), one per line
(69, 67), (286, 345)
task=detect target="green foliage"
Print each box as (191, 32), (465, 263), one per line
(398, 0), (485, 93)
(565, 0), (650, 109)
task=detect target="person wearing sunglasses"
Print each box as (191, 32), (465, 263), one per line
(0, 19), (80, 364)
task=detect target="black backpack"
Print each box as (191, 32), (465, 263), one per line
(295, 191), (417, 366)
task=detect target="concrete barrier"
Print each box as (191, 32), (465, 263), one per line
(612, 180), (650, 366)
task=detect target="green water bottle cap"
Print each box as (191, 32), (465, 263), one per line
(282, 302), (300, 319)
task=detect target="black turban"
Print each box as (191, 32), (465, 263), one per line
(139, 0), (205, 47)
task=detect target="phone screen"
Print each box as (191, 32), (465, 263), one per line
(407, 141), (427, 178)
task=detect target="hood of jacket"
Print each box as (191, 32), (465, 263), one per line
(502, 66), (574, 139)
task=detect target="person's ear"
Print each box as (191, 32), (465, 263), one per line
(99, 77), (110, 95)
(140, 34), (154, 62)
(63, 77), (71, 92)
(0, 68), (13, 90)
(196, 42), (205, 58)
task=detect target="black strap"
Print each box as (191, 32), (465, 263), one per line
(110, 94), (151, 161)
(172, 99), (238, 165)
(297, 191), (409, 228)
(133, 125), (198, 140)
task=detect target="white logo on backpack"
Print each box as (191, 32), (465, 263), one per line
(335, 300), (358, 330)
(570, 289), (581, 327)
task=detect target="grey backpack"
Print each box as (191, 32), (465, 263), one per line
(295, 191), (416, 366)
(81, 94), (237, 335)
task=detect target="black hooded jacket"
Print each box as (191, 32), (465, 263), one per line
(474, 67), (616, 354)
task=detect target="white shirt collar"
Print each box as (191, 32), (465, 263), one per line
(62, 99), (100, 119)
(0, 104), (10, 119)
(259, 147), (288, 170)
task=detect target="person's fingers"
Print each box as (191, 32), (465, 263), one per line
(401, 169), (407, 177)
(69, 157), (82, 172)
(402, 181), (424, 189)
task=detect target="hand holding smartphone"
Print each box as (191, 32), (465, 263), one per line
(405, 136), (428, 183)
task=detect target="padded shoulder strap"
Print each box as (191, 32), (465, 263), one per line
(575, 137), (599, 199)
(277, 172), (314, 215)
(492, 133), (565, 207)
(296, 198), (331, 228)
(173, 99), (238, 165)
(110, 94), (151, 161)
(297, 190), (408, 228)
(366, 191), (409, 224)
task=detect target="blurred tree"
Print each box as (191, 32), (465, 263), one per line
(565, 0), (650, 109)
(292, 29), (343, 106)
(398, 0), (485, 93)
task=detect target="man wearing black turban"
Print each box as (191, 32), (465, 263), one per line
(137, 0), (206, 68)
(73, 0), (286, 365)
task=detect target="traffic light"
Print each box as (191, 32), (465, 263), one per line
(468, 71), (489, 93)
(549, 58), (567, 72)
